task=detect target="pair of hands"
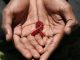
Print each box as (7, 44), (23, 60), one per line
(2, 0), (78, 60)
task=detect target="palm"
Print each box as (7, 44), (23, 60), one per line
(20, 0), (65, 59)
(35, 0), (65, 37)
(36, 0), (66, 60)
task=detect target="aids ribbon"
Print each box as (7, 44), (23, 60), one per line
(31, 21), (45, 37)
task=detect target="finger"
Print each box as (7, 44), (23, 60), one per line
(43, 36), (48, 45)
(2, 7), (13, 41)
(13, 35), (32, 59)
(44, 37), (53, 52)
(40, 34), (63, 60)
(35, 34), (45, 46)
(14, 24), (21, 36)
(51, 14), (65, 26)
(2, 24), (12, 41)
(27, 34), (44, 54)
(21, 37), (40, 59)
(62, 4), (78, 34)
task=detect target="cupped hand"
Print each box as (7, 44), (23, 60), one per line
(2, 0), (44, 59)
(44, 0), (78, 35)
(13, 0), (45, 59)
(35, 0), (78, 60)
(31, 0), (65, 60)
(2, 0), (29, 41)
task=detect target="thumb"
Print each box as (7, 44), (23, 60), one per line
(2, 24), (12, 41)
(2, 23), (12, 42)
(61, 4), (78, 34)
(2, 9), (13, 41)
(5, 25), (12, 41)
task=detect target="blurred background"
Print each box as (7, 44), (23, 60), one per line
(0, 0), (80, 60)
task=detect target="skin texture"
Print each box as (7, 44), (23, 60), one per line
(2, 0), (44, 59)
(2, 0), (78, 60)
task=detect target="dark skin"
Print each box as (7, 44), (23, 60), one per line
(2, 0), (78, 60)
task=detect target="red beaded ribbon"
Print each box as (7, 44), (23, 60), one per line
(31, 21), (45, 37)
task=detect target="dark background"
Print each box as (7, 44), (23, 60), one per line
(0, 0), (80, 60)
